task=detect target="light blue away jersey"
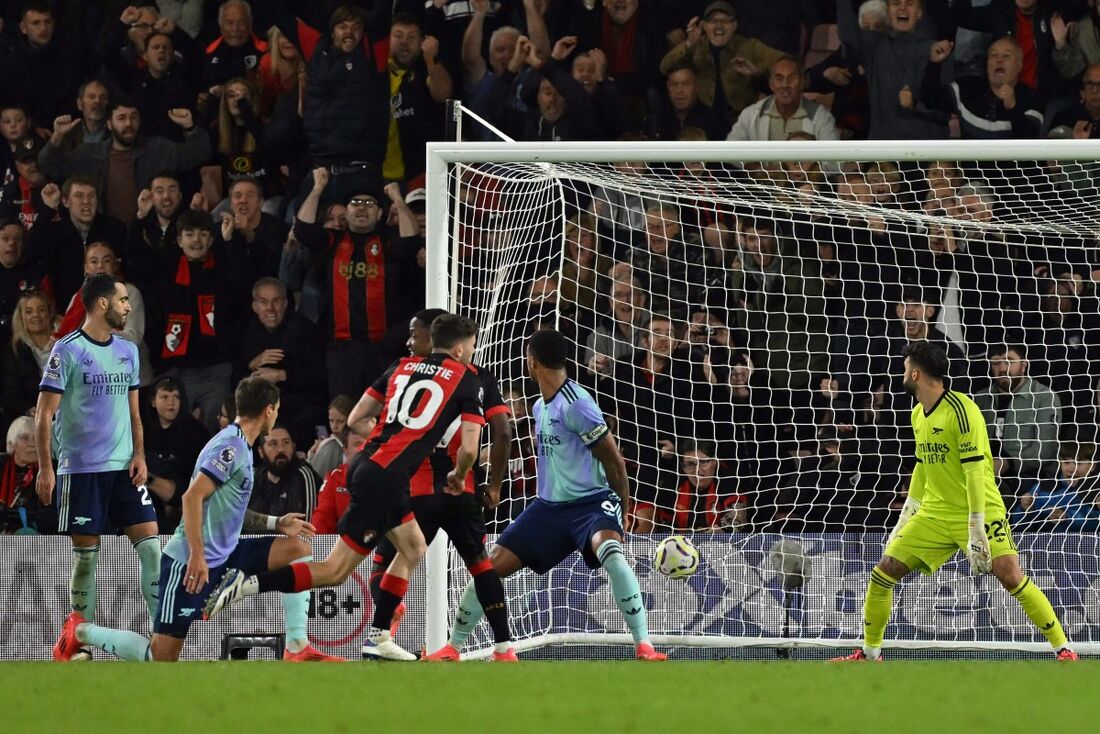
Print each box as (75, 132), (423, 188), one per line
(534, 380), (611, 503)
(164, 425), (254, 566)
(39, 330), (140, 475)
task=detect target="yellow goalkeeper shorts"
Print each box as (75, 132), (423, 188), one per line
(884, 512), (1018, 575)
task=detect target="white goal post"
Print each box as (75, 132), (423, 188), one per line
(423, 138), (1100, 658)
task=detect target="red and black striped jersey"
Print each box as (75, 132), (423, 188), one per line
(294, 219), (419, 342)
(363, 353), (485, 479)
(408, 365), (509, 497)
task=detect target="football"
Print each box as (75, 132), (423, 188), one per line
(654, 536), (700, 578)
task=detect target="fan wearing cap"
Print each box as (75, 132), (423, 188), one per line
(659, 2), (786, 124)
(0, 142), (51, 231)
(293, 167), (422, 401)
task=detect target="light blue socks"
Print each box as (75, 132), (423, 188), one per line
(282, 556), (313, 652)
(597, 539), (649, 645)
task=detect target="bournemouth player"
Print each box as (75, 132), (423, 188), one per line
(835, 341), (1076, 662)
(347, 308), (516, 660)
(36, 273), (160, 658)
(425, 329), (667, 661)
(54, 377), (342, 662)
(204, 315), (487, 661)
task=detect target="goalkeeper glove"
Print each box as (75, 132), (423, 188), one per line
(966, 512), (992, 574)
(886, 497), (921, 546)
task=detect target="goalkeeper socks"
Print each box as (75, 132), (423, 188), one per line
(449, 581), (484, 650)
(133, 536), (162, 629)
(76, 622), (151, 662)
(282, 555), (313, 652)
(256, 563), (312, 594)
(70, 544), (99, 620)
(1009, 576), (1069, 649)
(469, 557), (510, 644)
(862, 567), (898, 657)
(597, 539), (649, 645)
(371, 573), (408, 630)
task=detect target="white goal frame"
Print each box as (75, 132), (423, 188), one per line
(422, 139), (1100, 656)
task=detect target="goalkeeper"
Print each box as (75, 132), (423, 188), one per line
(836, 341), (1077, 662)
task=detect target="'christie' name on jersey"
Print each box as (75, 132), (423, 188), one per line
(918, 441), (951, 464)
(401, 361), (454, 380)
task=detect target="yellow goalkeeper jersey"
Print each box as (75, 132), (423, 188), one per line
(910, 390), (1006, 519)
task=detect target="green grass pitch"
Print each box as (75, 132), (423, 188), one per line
(2, 660), (1097, 734)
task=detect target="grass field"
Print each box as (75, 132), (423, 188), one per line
(2, 660), (1096, 734)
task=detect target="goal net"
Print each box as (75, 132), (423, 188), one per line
(424, 137), (1100, 658)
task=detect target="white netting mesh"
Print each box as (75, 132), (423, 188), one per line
(438, 146), (1100, 655)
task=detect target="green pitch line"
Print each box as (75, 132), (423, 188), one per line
(2, 661), (1096, 734)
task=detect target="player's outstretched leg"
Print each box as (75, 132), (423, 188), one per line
(993, 555), (1076, 661)
(54, 612), (151, 662)
(204, 538), (365, 620)
(594, 535), (665, 661)
(832, 557), (906, 662)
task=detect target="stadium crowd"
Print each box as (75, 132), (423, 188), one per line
(2, 0), (1100, 539)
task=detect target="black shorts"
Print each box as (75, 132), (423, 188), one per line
(374, 491), (488, 566)
(337, 457), (412, 555)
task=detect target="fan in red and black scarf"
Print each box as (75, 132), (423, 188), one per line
(632, 439), (749, 533)
(292, 167), (422, 401)
(150, 208), (246, 430)
(0, 144), (53, 232)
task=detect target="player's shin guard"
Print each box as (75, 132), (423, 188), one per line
(133, 536), (161, 629)
(1009, 576), (1069, 650)
(597, 539), (649, 645)
(862, 567), (898, 659)
(370, 573), (408, 633)
(469, 558), (510, 645)
(282, 556), (313, 653)
(76, 623), (151, 661)
(449, 581), (484, 650)
(70, 545), (99, 620)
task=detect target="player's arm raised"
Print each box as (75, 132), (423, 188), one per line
(181, 472), (217, 593)
(446, 420), (484, 495)
(34, 391), (61, 504)
(591, 431), (630, 513)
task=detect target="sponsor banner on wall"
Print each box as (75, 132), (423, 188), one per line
(0, 536), (425, 661)
(4, 533), (1098, 660)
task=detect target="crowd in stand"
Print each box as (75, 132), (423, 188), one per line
(1, 0), (1100, 538)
